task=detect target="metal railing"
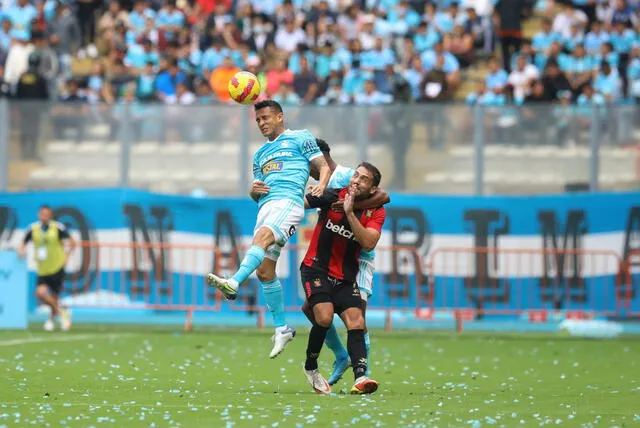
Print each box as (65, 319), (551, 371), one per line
(1, 99), (638, 195)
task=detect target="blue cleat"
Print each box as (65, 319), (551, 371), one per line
(327, 356), (351, 386)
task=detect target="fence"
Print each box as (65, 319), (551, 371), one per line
(26, 241), (640, 331)
(1, 100), (639, 196)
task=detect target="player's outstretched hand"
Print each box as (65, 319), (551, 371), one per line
(252, 180), (270, 195)
(310, 184), (325, 197)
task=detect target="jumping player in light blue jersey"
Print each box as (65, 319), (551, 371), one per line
(207, 100), (332, 359)
(302, 139), (390, 386)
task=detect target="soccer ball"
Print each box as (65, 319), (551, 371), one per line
(228, 71), (261, 104)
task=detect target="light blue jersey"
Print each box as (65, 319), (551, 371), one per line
(253, 129), (321, 210)
(328, 165), (376, 263)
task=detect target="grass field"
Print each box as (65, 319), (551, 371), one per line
(0, 326), (638, 427)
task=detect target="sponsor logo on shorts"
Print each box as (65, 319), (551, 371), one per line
(288, 225), (296, 237)
(313, 278), (322, 288)
(325, 218), (355, 240)
(262, 161), (284, 175)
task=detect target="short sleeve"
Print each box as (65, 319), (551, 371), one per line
(305, 188), (340, 209)
(298, 130), (322, 162)
(57, 223), (71, 239)
(252, 153), (263, 181)
(364, 207), (386, 233)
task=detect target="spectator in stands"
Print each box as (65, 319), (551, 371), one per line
(316, 78), (350, 105)
(603, 0), (638, 28)
(51, 78), (88, 144)
(4, 0), (37, 42)
(443, 24), (474, 68)
(15, 52), (48, 159)
(135, 61), (156, 102)
(354, 78), (393, 105)
(593, 60), (622, 102)
(494, 0), (529, 72)
(584, 19), (610, 56)
(208, 55), (238, 102)
(85, 62), (105, 103)
(110, 82), (145, 142)
(552, 1), (588, 40)
(156, 0), (184, 42)
(420, 41), (461, 91)
(3, 36), (34, 92)
(292, 55), (319, 104)
(413, 20), (440, 54)
(532, 17), (562, 55)
(107, 58), (135, 100)
(508, 54), (540, 103)
(154, 57), (185, 102)
(609, 21), (636, 63)
(275, 16), (305, 53)
(379, 63), (411, 102)
(31, 31), (58, 97)
(537, 40), (570, 71)
(272, 81), (301, 105)
(418, 54), (451, 102)
(48, 3), (81, 85)
(485, 56), (509, 90)
(402, 56), (425, 101)
(594, 41), (620, 69)
(543, 60), (572, 99)
(76, 0), (100, 48)
(464, 6), (494, 56)
(563, 22), (586, 53)
(265, 57), (294, 96)
(98, 0), (129, 39)
(565, 43), (594, 94)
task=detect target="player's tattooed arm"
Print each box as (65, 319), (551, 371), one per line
(310, 155), (332, 197)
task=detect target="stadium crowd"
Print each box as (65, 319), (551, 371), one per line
(0, 0), (638, 106)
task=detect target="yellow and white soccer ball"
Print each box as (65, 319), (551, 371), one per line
(228, 71), (261, 104)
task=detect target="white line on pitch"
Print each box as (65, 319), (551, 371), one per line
(0, 333), (133, 347)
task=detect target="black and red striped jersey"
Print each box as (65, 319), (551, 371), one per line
(302, 187), (386, 282)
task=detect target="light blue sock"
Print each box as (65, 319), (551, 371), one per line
(261, 279), (286, 328)
(364, 331), (371, 375)
(325, 321), (349, 359)
(231, 245), (265, 285)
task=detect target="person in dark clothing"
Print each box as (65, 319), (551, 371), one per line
(542, 61), (571, 100)
(493, 0), (530, 72)
(15, 52), (49, 160)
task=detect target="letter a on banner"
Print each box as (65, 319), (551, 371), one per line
(0, 250), (28, 329)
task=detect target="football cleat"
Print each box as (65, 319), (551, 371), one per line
(59, 309), (72, 331)
(43, 319), (54, 332)
(206, 273), (238, 301)
(349, 376), (379, 395)
(303, 367), (331, 395)
(327, 356), (351, 385)
(269, 326), (296, 358)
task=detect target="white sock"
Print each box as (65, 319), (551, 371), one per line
(275, 325), (289, 334)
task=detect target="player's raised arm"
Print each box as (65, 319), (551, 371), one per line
(311, 156), (332, 197)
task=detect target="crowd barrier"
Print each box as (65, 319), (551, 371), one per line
(33, 242), (639, 331)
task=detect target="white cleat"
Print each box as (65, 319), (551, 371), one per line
(303, 367), (332, 395)
(269, 326), (296, 359)
(59, 309), (72, 331)
(43, 319), (54, 332)
(206, 273), (238, 301)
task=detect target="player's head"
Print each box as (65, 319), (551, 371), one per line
(254, 100), (285, 139)
(310, 138), (336, 180)
(349, 162), (381, 198)
(38, 205), (53, 224)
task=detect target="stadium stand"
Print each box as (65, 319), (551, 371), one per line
(1, 0), (639, 194)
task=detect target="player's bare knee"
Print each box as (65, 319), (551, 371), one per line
(253, 227), (276, 249)
(315, 313), (333, 328)
(342, 309), (365, 330)
(312, 304), (334, 327)
(35, 286), (48, 300)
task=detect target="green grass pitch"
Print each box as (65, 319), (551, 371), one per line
(0, 326), (638, 427)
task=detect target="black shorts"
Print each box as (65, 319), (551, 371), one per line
(300, 265), (362, 315)
(36, 268), (65, 295)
